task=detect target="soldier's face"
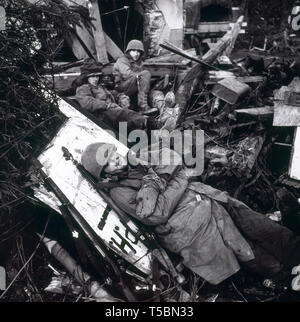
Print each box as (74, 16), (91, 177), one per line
(129, 50), (141, 61)
(87, 75), (99, 86)
(104, 150), (127, 174)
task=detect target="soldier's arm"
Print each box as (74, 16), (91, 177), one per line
(76, 85), (109, 112)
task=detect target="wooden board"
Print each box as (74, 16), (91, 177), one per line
(185, 22), (247, 34)
(0, 6), (6, 31)
(104, 33), (123, 61)
(156, 0), (184, 48)
(60, 0), (123, 61)
(235, 106), (274, 118)
(69, 22), (97, 60)
(144, 48), (196, 64)
(206, 75), (264, 84)
(273, 78), (300, 127)
(33, 97), (152, 276)
(88, 0), (109, 64)
(290, 127), (300, 181)
(0, 266), (5, 291)
(273, 101), (300, 127)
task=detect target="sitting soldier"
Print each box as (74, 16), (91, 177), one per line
(75, 59), (151, 131)
(113, 39), (157, 115)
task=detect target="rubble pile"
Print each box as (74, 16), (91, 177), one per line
(174, 49), (300, 212)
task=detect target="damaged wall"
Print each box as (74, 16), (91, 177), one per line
(143, 0), (184, 56)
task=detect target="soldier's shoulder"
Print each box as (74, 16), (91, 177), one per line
(116, 55), (130, 64)
(77, 83), (90, 90)
(75, 83), (91, 95)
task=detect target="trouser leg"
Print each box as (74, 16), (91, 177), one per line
(118, 76), (138, 96)
(102, 106), (147, 130)
(118, 71), (151, 111)
(227, 197), (300, 269)
(137, 70), (151, 111)
(137, 70), (151, 94)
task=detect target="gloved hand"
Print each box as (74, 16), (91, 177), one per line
(136, 168), (167, 219)
(136, 181), (160, 219)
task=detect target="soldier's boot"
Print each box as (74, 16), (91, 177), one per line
(137, 91), (151, 111)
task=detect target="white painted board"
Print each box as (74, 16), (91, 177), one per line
(33, 98), (152, 276)
(290, 127), (300, 181)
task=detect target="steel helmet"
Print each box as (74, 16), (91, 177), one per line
(125, 40), (145, 54)
(81, 142), (116, 178)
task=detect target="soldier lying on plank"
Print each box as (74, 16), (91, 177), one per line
(80, 141), (300, 286)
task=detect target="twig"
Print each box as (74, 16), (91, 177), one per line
(0, 216), (50, 300)
(123, 6), (130, 52)
(16, 236), (44, 302)
(231, 281), (248, 302)
(0, 115), (59, 160)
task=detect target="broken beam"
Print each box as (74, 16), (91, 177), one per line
(205, 76), (264, 85)
(88, 0), (109, 64)
(160, 41), (219, 70)
(235, 106), (274, 119)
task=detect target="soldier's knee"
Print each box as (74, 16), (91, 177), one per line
(139, 70), (151, 80)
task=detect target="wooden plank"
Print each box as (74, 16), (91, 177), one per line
(62, 0), (87, 5)
(144, 48), (196, 64)
(185, 22), (247, 35)
(235, 106), (274, 116)
(104, 33), (123, 61)
(273, 101), (300, 126)
(88, 0), (109, 64)
(34, 97), (152, 276)
(290, 127), (300, 181)
(65, 0), (122, 60)
(143, 66), (188, 78)
(69, 22), (97, 60)
(206, 76), (264, 84)
(160, 41), (219, 70)
(144, 62), (189, 67)
(0, 6), (6, 31)
(273, 78), (300, 126)
(237, 76), (264, 83)
(0, 266), (5, 291)
(235, 107), (274, 120)
(202, 16), (244, 64)
(68, 24), (122, 61)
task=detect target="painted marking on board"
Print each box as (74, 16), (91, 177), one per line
(98, 205), (111, 231)
(109, 226), (137, 255)
(125, 225), (143, 244)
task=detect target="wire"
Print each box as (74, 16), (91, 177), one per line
(123, 6), (130, 52)
(101, 7), (129, 16)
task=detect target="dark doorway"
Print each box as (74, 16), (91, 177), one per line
(201, 4), (231, 22)
(99, 0), (144, 52)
